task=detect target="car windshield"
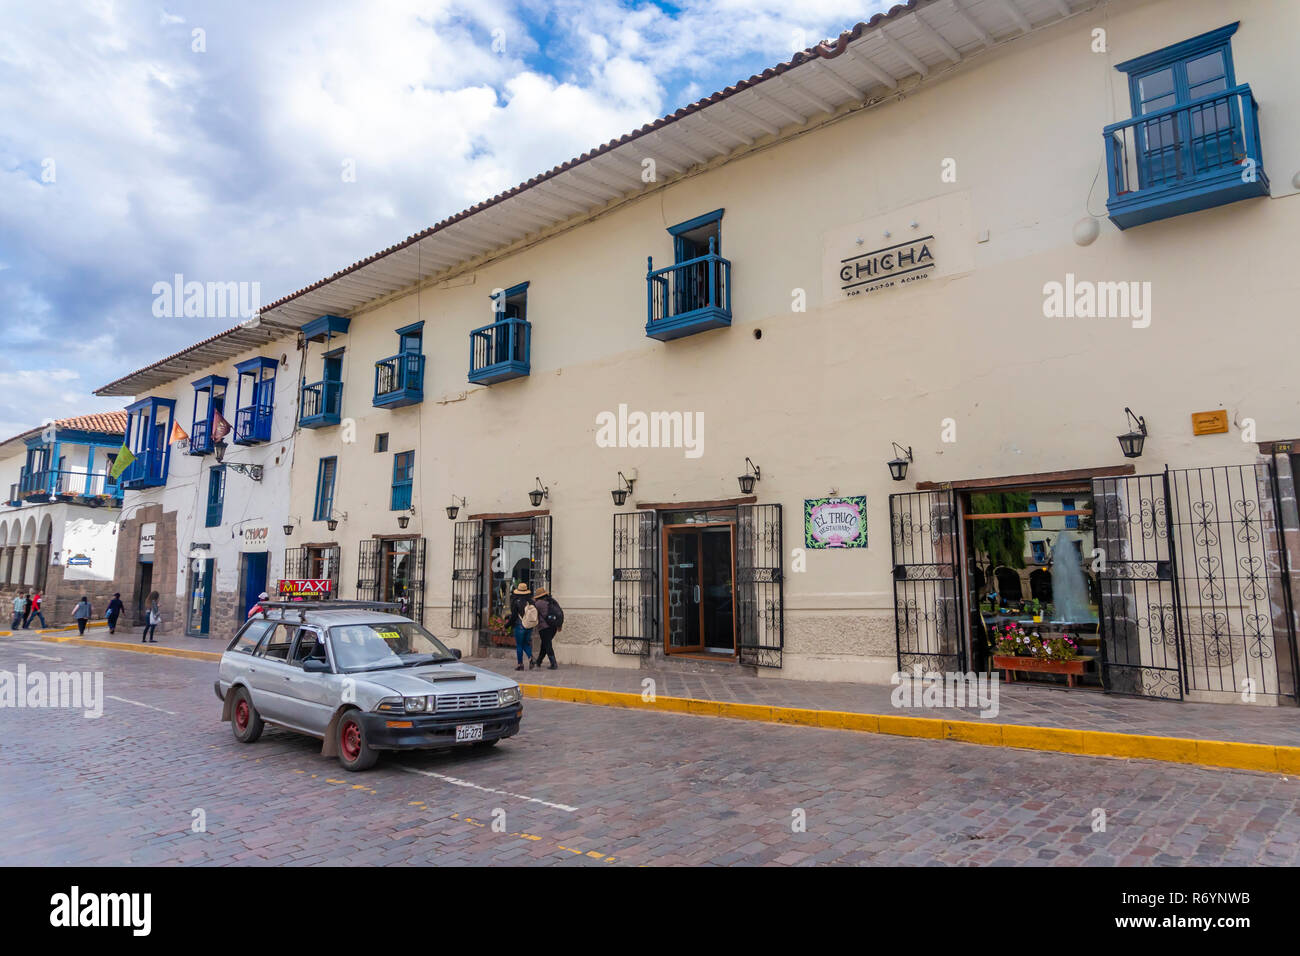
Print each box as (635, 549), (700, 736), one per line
(328, 621), (455, 672)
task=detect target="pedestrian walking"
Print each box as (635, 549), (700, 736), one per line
(24, 590), (46, 629)
(106, 592), (124, 634)
(141, 590), (161, 643)
(531, 587), (563, 669)
(73, 596), (92, 636)
(10, 592), (24, 630)
(507, 582), (536, 671)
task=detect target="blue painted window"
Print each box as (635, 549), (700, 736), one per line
(1031, 541), (1047, 565)
(190, 376), (227, 455)
(314, 457), (337, 521)
(122, 397), (176, 488)
(490, 283), (529, 364)
(391, 451), (414, 511)
(1062, 498), (1079, 529)
(233, 357), (277, 444)
(205, 465), (225, 528)
(669, 209), (723, 316)
(1027, 499), (1041, 529)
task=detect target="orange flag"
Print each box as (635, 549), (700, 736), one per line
(169, 421), (189, 444)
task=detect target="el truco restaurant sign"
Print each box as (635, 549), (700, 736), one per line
(839, 236), (936, 297)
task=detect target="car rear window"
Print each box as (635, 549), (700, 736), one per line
(229, 619), (273, 654)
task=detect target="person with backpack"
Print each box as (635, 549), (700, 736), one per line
(106, 593), (124, 634)
(531, 587), (563, 670)
(72, 595), (93, 635)
(506, 582), (536, 671)
(24, 590), (46, 629)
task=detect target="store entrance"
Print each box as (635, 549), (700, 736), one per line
(963, 485), (1100, 688)
(663, 522), (735, 656)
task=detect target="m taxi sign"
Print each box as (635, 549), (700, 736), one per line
(278, 579), (332, 597)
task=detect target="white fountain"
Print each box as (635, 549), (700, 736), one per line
(1050, 530), (1095, 625)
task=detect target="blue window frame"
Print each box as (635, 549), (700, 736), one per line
(374, 321), (425, 408)
(391, 450), (414, 511)
(1062, 498), (1079, 529)
(189, 376), (227, 456)
(1104, 23), (1267, 229)
(301, 315), (349, 429)
(646, 209), (732, 341)
(1031, 541), (1047, 565)
(233, 356), (277, 444)
(121, 397), (176, 489)
(469, 282), (531, 385)
(1027, 499), (1041, 529)
(205, 465), (225, 528)
(313, 457), (337, 521)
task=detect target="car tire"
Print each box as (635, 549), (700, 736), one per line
(337, 711), (378, 772)
(231, 687), (264, 743)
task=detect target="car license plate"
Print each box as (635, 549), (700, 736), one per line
(455, 723), (484, 742)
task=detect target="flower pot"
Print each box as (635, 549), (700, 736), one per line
(993, 654), (1089, 688)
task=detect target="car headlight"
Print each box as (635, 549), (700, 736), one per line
(376, 697), (405, 713)
(404, 696), (428, 713)
(498, 686), (522, 706)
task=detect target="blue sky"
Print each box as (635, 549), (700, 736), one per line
(0, 0), (887, 437)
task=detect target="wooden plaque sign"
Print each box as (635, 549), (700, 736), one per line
(1191, 410), (1229, 436)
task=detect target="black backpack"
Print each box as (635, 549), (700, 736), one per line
(542, 597), (564, 630)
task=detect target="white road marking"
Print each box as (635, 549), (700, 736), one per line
(106, 695), (178, 716)
(19, 651), (62, 661)
(398, 766), (578, 812)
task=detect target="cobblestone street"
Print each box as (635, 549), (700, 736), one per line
(3, 639), (1299, 866)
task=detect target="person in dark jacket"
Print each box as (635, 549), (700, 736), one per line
(531, 588), (561, 669)
(106, 593), (124, 634)
(141, 590), (161, 643)
(506, 582), (535, 671)
(73, 596), (92, 635)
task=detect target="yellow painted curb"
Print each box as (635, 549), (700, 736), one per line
(42, 635), (221, 662)
(944, 719), (1004, 746)
(1000, 724), (1086, 754)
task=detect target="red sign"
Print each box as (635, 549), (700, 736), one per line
(278, 579), (332, 598)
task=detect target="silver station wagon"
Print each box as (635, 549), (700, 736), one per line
(214, 601), (523, 771)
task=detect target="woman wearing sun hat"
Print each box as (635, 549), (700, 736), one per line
(506, 582), (537, 671)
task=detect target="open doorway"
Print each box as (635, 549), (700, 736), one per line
(964, 486), (1100, 687)
(663, 513), (736, 658)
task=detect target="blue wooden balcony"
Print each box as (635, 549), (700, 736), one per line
(120, 451), (167, 490)
(1104, 84), (1269, 230)
(468, 317), (530, 385)
(373, 352), (425, 408)
(190, 418), (213, 455)
(645, 243), (732, 341)
(23, 469), (123, 505)
(234, 403), (273, 444)
(300, 380), (342, 428)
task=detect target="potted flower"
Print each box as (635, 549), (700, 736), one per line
(993, 630), (1089, 687)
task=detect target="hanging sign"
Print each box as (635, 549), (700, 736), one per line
(804, 496), (868, 549)
(278, 579), (332, 598)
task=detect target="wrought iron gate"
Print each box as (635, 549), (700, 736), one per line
(283, 545), (340, 596)
(1092, 473), (1184, 700)
(530, 515), (552, 595)
(356, 539), (381, 603)
(1166, 465), (1297, 700)
(612, 511), (658, 655)
(890, 490), (964, 673)
(405, 538), (426, 625)
(451, 520), (483, 629)
(737, 503), (784, 668)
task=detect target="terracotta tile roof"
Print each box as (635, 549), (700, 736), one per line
(0, 410), (128, 450)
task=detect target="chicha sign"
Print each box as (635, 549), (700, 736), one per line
(804, 496), (868, 549)
(278, 579), (332, 598)
(839, 237), (936, 297)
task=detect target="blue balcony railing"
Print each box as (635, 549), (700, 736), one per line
(645, 243), (732, 341)
(234, 403), (273, 444)
(190, 418), (213, 455)
(1104, 84), (1268, 230)
(373, 352), (425, 408)
(120, 450), (167, 490)
(24, 467), (124, 501)
(468, 317), (530, 385)
(300, 380), (342, 428)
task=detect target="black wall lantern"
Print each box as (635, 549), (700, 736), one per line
(213, 439), (227, 462)
(611, 472), (635, 506)
(529, 477), (549, 508)
(737, 458), (761, 495)
(326, 518), (339, 532)
(397, 515), (410, 529)
(887, 442), (913, 482)
(283, 523), (294, 536)
(1118, 407), (1148, 459)
(446, 495), (466, 520)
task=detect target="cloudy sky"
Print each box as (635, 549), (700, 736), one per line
(0, 0), (887, 437)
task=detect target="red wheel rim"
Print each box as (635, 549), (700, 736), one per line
(235, 699), (249, 731)
(341, 720), (362, 761)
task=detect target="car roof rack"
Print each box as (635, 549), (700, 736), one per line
(258, 600), (404, 623)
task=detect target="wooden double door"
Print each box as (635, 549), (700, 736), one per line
(663, 522), (736, 656)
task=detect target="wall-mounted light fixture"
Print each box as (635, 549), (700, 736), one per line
(887, 442), (913, 482)
(611, 472), (635, 507)
(1118, 407), (1148, 459)
(397, 505), (415, 529)
(529, 477), (549, 508)
(325, 511), (347, 533)
(737, 458), (761, 495)
(283, 523), (295, 536)
(446, 495), (466, 520)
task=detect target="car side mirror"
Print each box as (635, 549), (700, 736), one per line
(302, 658), (331, 673)
(452, 648), (462, 660)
